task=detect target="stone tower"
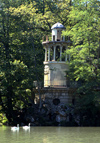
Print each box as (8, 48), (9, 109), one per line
(42, 22), (72, 106)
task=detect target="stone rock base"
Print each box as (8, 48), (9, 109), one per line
(41, 87), (73, 107)
(34, 87), (77, 123)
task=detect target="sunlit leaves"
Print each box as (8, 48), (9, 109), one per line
(64, 0), (100, 85)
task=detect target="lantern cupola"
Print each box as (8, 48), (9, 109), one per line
(51, 22), (66, 41)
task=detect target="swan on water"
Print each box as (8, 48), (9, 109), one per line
(23, 123), (30, 130)
(11, 124), (19, 131)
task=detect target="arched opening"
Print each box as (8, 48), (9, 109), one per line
(57, 30), (61, 41)
(53, 98), (60, 105)
(72, 98), (75, 105)
(46, 49), (48, 61)
(53, 35), (55, 41)
(62, 46), (66, 61)
(50, 46), (54, 61)
(56, 46), (60, 61)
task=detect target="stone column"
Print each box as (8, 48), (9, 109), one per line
(63, 36), (65, 41)
(60, 46), (62, 61)
(45, 47), (47, 61)
(48, 47), (50, 61)
(53, 46), (56, 61)
(65, 46), (67, 61)
(46, 35), (48, 41)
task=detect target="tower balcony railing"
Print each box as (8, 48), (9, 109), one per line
(44, 80), (79, 88)
(42, 35), (71, 43)
(42, 36), (68, 42)
(44, 80), (67, 88)
(33, 80), (79, 89)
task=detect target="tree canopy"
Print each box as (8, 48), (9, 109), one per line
(0, 0), (100, 126)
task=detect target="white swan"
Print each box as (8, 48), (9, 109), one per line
(11, 124), (19, 131)
(22, 123), (30, 130)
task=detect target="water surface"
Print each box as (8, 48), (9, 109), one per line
(0, 126), (100, 143)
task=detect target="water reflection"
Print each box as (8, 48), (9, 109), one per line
(0, 127), (100, 143)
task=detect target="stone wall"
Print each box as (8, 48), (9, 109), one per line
(44, 61), (68, 87)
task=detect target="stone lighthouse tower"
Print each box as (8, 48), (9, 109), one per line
(42, 22), (71, 106)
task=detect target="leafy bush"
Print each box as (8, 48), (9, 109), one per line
(0, 113), (8, 125)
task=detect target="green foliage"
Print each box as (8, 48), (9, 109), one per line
(63, 0), (100, 126)
(1, 0), (99, 126)
(64, 0), (100, 83)
(0, 112), (8, 125)
(0, 0), (44, 124)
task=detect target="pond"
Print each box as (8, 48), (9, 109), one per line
(0, 126), (100, 143)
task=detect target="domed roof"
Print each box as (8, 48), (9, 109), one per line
(51, 22), (66, 29)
